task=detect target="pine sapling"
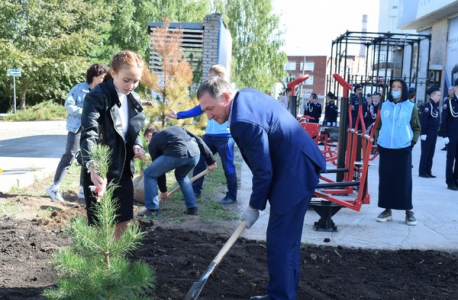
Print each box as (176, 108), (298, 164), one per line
(44, 145), (155, 299)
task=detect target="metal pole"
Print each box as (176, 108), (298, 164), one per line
(13, 75), (16, 114)
(336, 96), (349, 182)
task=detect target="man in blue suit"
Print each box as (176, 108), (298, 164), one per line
(198, 77), (326, 300)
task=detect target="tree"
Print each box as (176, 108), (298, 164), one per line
(44, 145), (155, 299)
(0, 0), (110, 110)
(217, 0), (287, 93)
(141, 19), (194, 128)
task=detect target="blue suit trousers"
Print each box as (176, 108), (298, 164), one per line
(266, 200), (308, 300)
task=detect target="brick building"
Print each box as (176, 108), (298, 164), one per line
(148, 14), (232, 96)
(284, 55), (327, 111)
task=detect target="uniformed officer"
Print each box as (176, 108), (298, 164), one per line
(440, 79), (458, 190)
(350, 84), (368, 129)
(305, 93), (322, 123)
(324, 92), (338, 126)
(441, 86), (455, 151)
(366, 92), (381, 130)
(419, 86), (441, 178)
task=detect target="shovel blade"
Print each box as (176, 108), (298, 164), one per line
(183, 278), (208, 300)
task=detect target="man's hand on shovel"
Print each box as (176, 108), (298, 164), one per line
(240, 205), (259, 229)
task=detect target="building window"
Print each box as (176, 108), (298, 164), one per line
(301, 62), (315, 72)
(285, 61), (296, 71)
(303, 75), (314, 85)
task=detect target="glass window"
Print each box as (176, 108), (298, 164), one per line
(303, 75), (314, 85)
(285, 61), (296, 71)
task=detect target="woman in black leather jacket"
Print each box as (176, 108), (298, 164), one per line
(81, 50), (146, 239)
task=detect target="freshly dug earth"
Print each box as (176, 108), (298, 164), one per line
(1, 194), (458, 300)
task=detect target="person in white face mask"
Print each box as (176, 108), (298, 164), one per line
(374, 78), (421, 226)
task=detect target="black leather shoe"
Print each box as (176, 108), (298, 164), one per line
(419, 174), (430, 178)
(185, 207), (199, 215)
(427, 174), (436, 178)
(137, 208), (160, 217)
(447, 185), (458, 191)
(249, 296), (272, 300)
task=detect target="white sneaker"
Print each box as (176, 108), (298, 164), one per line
(46, 187), (64, 202)
(77, 187), (85, 199)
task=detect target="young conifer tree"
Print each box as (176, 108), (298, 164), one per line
(142, 18), (196, 129)
(44, 145), (155, 300)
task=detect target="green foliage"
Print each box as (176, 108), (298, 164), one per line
(44, 145), (155, 299)
(0, 0), (287, 114)
(0, 0), (111, 111)
(218, 0), (287, 93)
(87, 145), (112, 180)
(4, 100), (66, 121)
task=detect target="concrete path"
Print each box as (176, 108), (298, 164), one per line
(0, 121), (67, 193)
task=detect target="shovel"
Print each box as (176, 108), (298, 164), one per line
(166, 169), (210, 198)
(183, 220), (247, 300)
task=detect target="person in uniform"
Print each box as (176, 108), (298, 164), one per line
(440, 79), (458, 190)
(367, 92), (381, 130)
(441, 86), (455, 151)
(307, 93), (322, 123)
(419, 86), (441, 178)
(350, 84), (367, 129)
(324, 92), (338, 126)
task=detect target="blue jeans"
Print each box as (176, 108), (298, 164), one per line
(192, 135), (237, 200)
(144, 154), (200, 210)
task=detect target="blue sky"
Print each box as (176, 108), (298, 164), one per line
(272, 0), (381, 56)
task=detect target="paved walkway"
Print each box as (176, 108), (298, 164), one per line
(1, 121), (457, 251)
(238, 139), (458, 251)
(0, 121), (67, 193)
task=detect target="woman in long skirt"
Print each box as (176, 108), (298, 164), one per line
(374, 78), (421, 226)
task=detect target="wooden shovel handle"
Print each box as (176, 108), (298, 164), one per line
(165, 169), (210, 198)
(213, 220), (247, 265)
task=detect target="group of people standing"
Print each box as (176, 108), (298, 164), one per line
(47, 49), (327, 300)
(350, 85), (381, 130)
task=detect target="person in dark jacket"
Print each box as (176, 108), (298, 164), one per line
(306, 93), (322, 123)
(440, 79), (458, 190)
(167, 65), (238, 205)
(350, 85), (368, 129)
(324, 92), (338, 126)
(375, 78), (421, 226)
(137, 126), (217, 217)
(367, 92), (381, 130)
(80, 50), (147, 239)
(198, 77), (326, 300)
(418, 86), (441, 178)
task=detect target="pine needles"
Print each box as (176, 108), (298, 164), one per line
(44, 145), (155, 299)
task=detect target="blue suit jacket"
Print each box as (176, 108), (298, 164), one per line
(230, 89), (326, 214)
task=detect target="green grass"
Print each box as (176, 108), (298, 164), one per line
(6, 151), (242, 224)
(4, 100), (66, 121)
(140, 155), (241, 222)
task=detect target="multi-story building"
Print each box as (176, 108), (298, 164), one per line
(284, 55), (327, 109)
(397, 0), (458, 93)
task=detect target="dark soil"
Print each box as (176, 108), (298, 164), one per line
(1, 204), (458, 300)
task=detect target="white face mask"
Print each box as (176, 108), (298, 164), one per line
(391, 90), (401, 99)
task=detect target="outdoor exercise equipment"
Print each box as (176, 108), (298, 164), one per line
(303, 74), (380, 231)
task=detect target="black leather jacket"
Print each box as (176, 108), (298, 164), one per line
(81, 79), (146, 182)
